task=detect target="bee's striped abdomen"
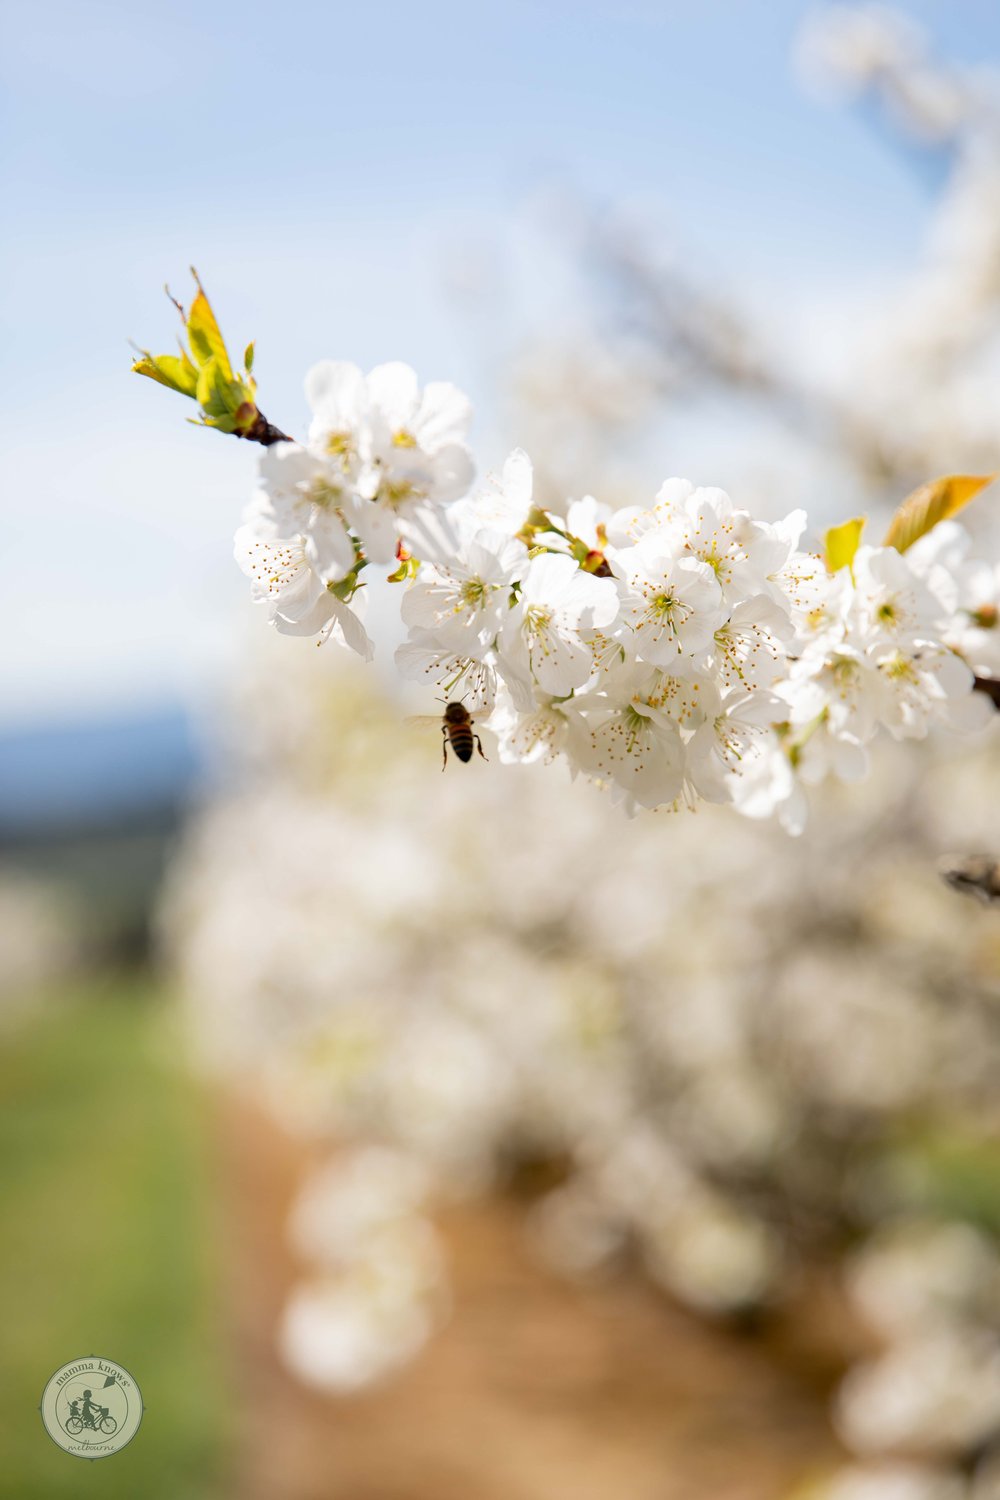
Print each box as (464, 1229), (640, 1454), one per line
(448, 725), (475, 762)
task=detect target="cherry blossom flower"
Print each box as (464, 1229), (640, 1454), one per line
(576, 684), (688, 815)
(610, 543), (722, 668)
(487, 686), (587, 766)
(254, 442), (357, 584)
(400, 516), (526, 656)
(234, 525), (368, 653)
(303, 359), (475, 563)
(452, 448), (534, 536)
(500, 553), (619, 696)
(687, 688), (784, 804)
(394, 632), (499, 713)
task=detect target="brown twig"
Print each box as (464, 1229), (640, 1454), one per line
(973, 675), (1000, 710)
(237, 411), (293, 447)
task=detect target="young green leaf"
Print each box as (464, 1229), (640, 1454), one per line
(133, 271), (270, 439)
(824, 516), (866, 574)
(186, 280), (233, 380)
(131, 350), (200, 397)
(884, 474), (997, 553)
(195, 357), (222, 411)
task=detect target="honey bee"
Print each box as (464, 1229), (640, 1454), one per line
(407, 700), (488, 770)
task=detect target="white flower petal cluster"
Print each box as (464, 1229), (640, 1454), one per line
(909, 521), (1000, 677)
(394, 469), (996, 824)
(229, 354), (997, 827)
(396, 473), (824, 818)
(768, 535), (993, 831)
(306, 359), (474, 563)
(235, 359), (475, 655)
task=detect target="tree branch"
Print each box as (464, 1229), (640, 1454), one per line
(973, 675), (1000, 710)
(236, 410), (293, 447)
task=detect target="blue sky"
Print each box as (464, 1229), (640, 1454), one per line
(3, 0), (999, 723)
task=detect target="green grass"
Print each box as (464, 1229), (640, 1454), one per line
(0, 975), (226, 1499)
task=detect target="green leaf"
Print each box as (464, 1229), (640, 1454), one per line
(132, 271), (255, 431)
(131, 351), (199, 398)
(206, 412), (239, 434)
(188, 411), (239, 434)
(824, 516), (866, 574)
(195, 356), (222, 410)
(884, 473), (997, 553)
(218, 376), (250, 417)
(186, 278), (233, 380)
(243, 340), (255, 374)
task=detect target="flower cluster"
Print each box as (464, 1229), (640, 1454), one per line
(235, 360), (474, 657)
(233, 360), (997, 826)
(769, 532), (995, 831)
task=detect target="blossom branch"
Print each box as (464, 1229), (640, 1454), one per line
(235, 409), (293, 447)
(133, 276), (1000, 831)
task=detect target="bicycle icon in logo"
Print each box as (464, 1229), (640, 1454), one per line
(63, 1389), (118, 1437)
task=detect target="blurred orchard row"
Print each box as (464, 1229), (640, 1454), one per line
(163, 635), (1000, 1498)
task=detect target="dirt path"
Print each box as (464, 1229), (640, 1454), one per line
(216, 1092), (849, 1500)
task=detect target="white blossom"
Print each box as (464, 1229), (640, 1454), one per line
(610, 542), (722, 667)
(394, 632), (499, 712)
(910, 521), (1000, 676)
(400, 514), (526, 656)
(500, 552), (619, 696)
(302, 358), (475, 564)
(451, 447), (534, 536)
(874, 645), (990, 739)
(233, 520), (372, 659)
(851, 544), (949, 651)
(254, 442), (357, 583)
(654, 485), (775, 605)
(687, 688), (783, 804)
(576, 682), (687, 814)
(487, 685), (586, 766)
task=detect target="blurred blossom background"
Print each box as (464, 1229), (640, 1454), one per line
(5, 2), (1000, 1497)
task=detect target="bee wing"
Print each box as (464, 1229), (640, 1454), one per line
(404, 715), (444, 731)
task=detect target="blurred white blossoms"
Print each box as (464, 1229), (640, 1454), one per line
(280, 1147), (447, 1393)
(910, 522), (1000, 678)
(837, 1326), (1000, 1458)
(814, 1463), (967, 1500)
(770, 536), (993, 828)
(830, 1219), (1000, 1482)
(165, 640), (1000, 1433)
